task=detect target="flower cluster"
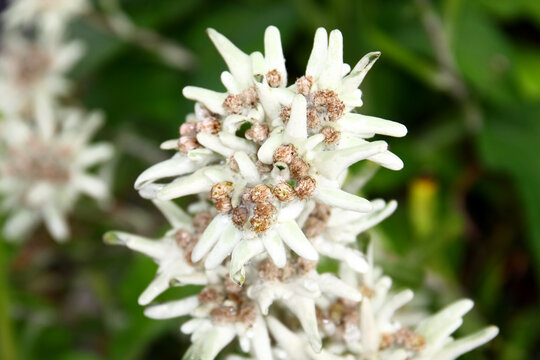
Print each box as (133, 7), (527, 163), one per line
(106, 26), (497, 360)
(0, 0), (113, 241)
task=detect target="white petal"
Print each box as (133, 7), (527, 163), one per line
(204, 225), (241, 269)
(152, 199), (193, 229)
(287, 297), (321, 352)
(306, 28), (328, 78)
(135, 156), (203, 189)
(264, 26), (287, 86)
(284, 95), (307, 141)
(144, 296), (199, 319)
(229, 239), (265, 285)
(221, 71), (240, 93)
(218, 132), (257, 153)
(312, 141), (387, 179)
(255, 81), (281, 120)
(435, 326), (499, 360)
(262, 231), (287, 268)
(368, 151), (404, 171)
(417, 299), (474, 341)
(207, 28), (252, 89)
(192, 214), (231, 262)
(43, 205), (69, 241)
(252, 315), (274, 360)
(315, 187), (372, 213)
(376, 290), (414, 329)
(183, 326), (236, 360)
(197, 132), (234, 157)
(318, 273), (362, 301)
(361, 298), (379, 355)
(76, 143), (114, 168)
(182, 86), (227, 115)
(257, 128), (284, 164)
(233, 151), (260, 184)
(157, 171), (214, 200)
(343, 51), (381, 90)
(138, 272), (170, 305)
(103, 231), (166, 259)
(348, 200), (397, 235)
(73, 173), (109, 200)
(340, 113), (407, 137)
(3, 209), (40, 241)
(318, 29), (343, 90)
(277, 220), (318, 261)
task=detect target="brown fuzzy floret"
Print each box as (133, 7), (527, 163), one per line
(197, 117), (221, 134)
(312, 89), (345, 121)
(256, 160), (273, 174)
(273, 144), (296, 164)
(210, 306), (238, 325)
(250, 184), (273, 203)
(289, 156), (310, 179)
(306, 107), (321, 129)
(272, 182), (295, 202)
(294, 177), (316, 199)
(245, 123), (270, 144)
(280, 106), (291, 123)
(266, 69), (282, 88)
(395, 328), (426, 351)
(223, 94), (244, 114)
(250, 203), (276, 233)
(321, 126), (341, 144)
(193, 211), (214, 234)
(296, 75), (314, 96)
(231, 206), (249, 227)
(214, 197), (233, 213)
(178, 136), (201, 153)
(210, 182), (233, 201)
(179, 122), (198, 137)
(174, 229), (192, 249)
(198, 287), (221, 304)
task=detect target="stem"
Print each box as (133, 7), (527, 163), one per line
(0, 243), (18, 360)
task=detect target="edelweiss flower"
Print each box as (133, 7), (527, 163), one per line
(312, 246), (499, 360)
(145, 276), (273, 360)
(0, 34), (84, 118)
(133, 26), (406, 279)
(104, 200), (220, 305)
(3, 0), (88, 39)
(0, 100), (113, 241)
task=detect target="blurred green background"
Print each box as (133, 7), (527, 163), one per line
(1, 0), (539, 359)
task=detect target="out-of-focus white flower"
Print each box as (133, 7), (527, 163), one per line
(0, 100), (113, 241)
(0, 34), (84, 118)
(3, 0), (88, 39)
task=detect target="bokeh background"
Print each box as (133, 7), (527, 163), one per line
(1, 0), (539, 359)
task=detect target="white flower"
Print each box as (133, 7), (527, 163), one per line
(104, 200), (219, 305)
(0, 100), (113, 241)
(133, 26), (406, 277)
(3, 0), (88, 39)
(106, 26), (497, 360)
(0, 34), (84, 118)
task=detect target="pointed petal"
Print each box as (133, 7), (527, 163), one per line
(368, 151), (404, 171)
(264, 26), (287, 86)
(157, 171), (214, 200)
(284, 95), (307, 140)
(340, 113), (407, 137)
(315, 187), (372, 213)
(262, 231), (287, 268)
(207, 28), (252, 89)
(435, 326), (499, 360)
(192, 215), (231, 262)
(361, 298), (379, 355)
(144, 296), (199, 319)
(182, 86), (227, 115)
(233, 151), (260, 183)
(257, 129), (283, 164)
(318, 273), (362, 301)
(43, 206), (69, 241)
(287, 297), (321, 352)
(204, 225), (241, 269)
(103, 231), (166, 259)
(152, 199), (192, 229)
(183, 326), (236, 360)
(277, 220), (318, 261)
(252, 315), (274, 360)
(138, 272), (171, 305)
(73, 173), (109, 200)
(318, 29), (343, 90)
(76, 143), (114, 168)
(416, 299), (474, 341)
(312, 141), (387, 179)
(135, 156), (202, 189)
(306, 28), (328, 78)
(229, 239), (265, 285)
(343, 51), (381, 90)
(197, 132), (234, 157)
(3, 209), (40, 241)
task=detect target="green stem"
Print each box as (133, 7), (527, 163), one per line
(0, 243), (18, 360)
